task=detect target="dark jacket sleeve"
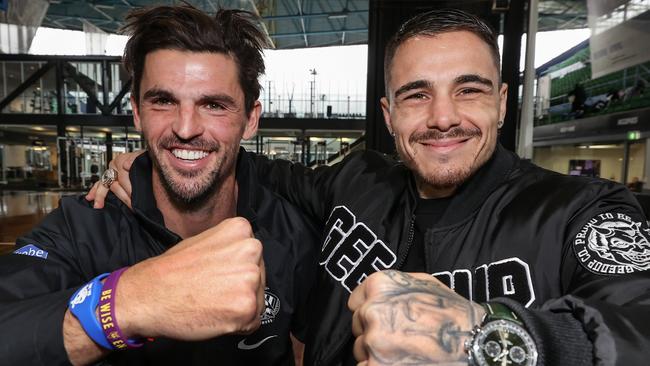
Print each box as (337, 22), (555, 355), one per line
(250, 151), (350, 223)
(498, 182), (650, 366)
(0, 196), (120, 365)
(250, 150), (399, 225)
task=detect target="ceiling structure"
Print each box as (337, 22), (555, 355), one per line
(42, 0), (369, 49)
(39, 0), (589, 50)
(537, 0), (588, 32)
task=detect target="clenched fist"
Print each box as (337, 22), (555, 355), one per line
(348, 270), (485, 365)
(115, 217), (266, 340)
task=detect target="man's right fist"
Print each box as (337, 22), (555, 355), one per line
(114, 217), (266, 340)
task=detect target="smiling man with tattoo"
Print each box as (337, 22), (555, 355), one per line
(91, 9), (650, 366)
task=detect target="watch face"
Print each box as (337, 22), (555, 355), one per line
(471, 320), (537, 366)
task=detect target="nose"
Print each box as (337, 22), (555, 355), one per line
(172, 104), (204, 140)
(426, 94), (461, 131)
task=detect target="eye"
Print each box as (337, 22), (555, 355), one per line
(152, 97), (174, 106)
(205, 102), (225, 111)
(458, 88), (481, 96)
(404, 92), (428, 100)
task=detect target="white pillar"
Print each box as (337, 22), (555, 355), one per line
(517, 0), (539, 160)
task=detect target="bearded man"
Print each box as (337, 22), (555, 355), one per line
(0, 5), (317, 366)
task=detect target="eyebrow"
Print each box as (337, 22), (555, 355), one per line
(197, 93), (238, 110)
(141, 88), (238, 110)
(454, 74), (494, 89)
(142, 88), (177, 103)
(393, 74), (494, 99)
(394, 79), (433, 99)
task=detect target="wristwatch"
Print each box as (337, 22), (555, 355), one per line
(466, 302), (538, 366)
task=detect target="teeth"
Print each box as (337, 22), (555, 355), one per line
(172, 149), (208, 160)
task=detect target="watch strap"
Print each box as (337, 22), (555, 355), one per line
(482, 302), (524, 326)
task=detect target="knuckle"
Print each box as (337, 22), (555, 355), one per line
(229, 216), (249, 228)
(364, 332), (388, 355)
(239, 319), (261, 335)
(243, 238), (263, 256)
(358, 304), (375, 324)
(229, 217), (253, 236)
(240, 263), (262, 284)
(234, 239), (262, 262)
(365, 271), (389, 291)
(235, 291), (260, 322)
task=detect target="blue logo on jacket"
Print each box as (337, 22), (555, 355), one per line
(14, 244), (48, 259)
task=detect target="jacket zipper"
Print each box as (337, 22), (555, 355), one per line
(319, 218), (416, 365)
(319, 216), (416, 365)
(396, 215), (416, 269)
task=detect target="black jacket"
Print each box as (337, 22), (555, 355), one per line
(254, 145), (650, 366)
(0, 150), (318, 365)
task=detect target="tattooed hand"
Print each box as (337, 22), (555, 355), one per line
(348, 270), (485, 365)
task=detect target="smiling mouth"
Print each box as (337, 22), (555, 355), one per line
(171, 148), (209, 161)
(420, 138), (470, 146)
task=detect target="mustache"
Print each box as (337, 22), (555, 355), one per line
(158, 135), (220, 151)
(409, 127), (482, 144)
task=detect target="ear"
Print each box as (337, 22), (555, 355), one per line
(380, 96), (393, 136)
(242, 100), (261, 140)
(498, 83), (508, 123)
(131, 95), (142, 132)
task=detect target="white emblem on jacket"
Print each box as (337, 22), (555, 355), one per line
(574, 212), (650, 274)
(261, 288), (280, 325)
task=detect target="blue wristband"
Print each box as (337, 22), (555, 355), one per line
(69, 273), (113, 350)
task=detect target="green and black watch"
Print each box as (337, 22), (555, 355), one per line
(465, 302), (538, 366)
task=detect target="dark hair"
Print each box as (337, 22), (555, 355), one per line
(121, 5), (269, 114)
(384, 9), (500, 94)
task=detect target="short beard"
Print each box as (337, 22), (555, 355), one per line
(155, 158), (222, 212)
(411, 160), (474, 190)
(149, 135), (235, 212)
(402, 126), (482, 190)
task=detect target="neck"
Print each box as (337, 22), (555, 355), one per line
(152, 173), (238, 239)
(415, 177), (457, 199)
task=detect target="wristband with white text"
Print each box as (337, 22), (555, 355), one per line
(69, 273), (114, 350)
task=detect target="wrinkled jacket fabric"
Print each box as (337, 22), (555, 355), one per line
(0, 150), (318, 366)
(254, 145), (650, 366)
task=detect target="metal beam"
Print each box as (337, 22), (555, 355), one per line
(63, 63), (107, 114)
(295, 0), (309, 46)
(0, 113), (365, 131)
(0, 54), (121, 62)
(0, 62), (55, 112)
(263, 9), (366, 21)
(270, 27), (365, 38)
(259, 117), (365, 130)
(106, 79), (132, 114)
(245, 0), (276, 48)
(0, 113), (133, 127)
(91, 4), (115, 22)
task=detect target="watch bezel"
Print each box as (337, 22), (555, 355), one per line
(468, 319), (538, 366)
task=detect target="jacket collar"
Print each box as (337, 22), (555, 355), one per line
(408, 144), (519, 228)
(129, 148), (258, 246)
(234, 148), (258, 230)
